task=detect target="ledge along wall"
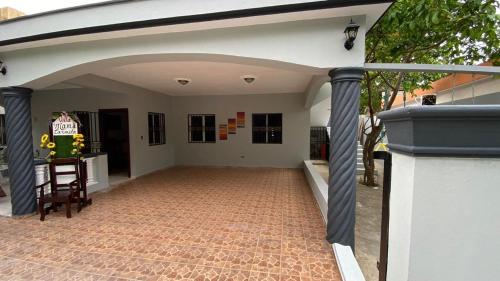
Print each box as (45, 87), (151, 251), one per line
(31, 87), (175, 178)
(172, 92), (310, 168)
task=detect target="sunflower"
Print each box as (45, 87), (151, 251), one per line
(46, 142), (56, 149)
(40, 134), (49, 144)
(73, 133), (84, 139)
(49, 151), (56, 156)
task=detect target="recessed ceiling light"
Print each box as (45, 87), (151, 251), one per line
(175, 78), (191, 85)
(241, 75), (257, 84)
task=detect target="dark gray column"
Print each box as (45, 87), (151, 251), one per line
(1, 87), (37, 216)
(327, 68), (363, 249)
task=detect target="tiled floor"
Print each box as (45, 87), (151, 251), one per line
(0, 167), (340, 281)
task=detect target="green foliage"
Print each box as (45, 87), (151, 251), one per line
(361, 0), (500, 113)
(360, 0), (499, 185)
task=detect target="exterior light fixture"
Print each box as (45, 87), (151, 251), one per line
(0, 61), (6, 75)
(175, 78), (191, 85)
(344, 19), (360, 50)
(241, 75), (257, 84)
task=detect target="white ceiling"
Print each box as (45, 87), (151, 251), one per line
(94, 61), (312, 96)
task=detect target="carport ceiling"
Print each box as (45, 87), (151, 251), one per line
(94, 61), (312, 96)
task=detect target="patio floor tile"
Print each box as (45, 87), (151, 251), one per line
(0, 167), (339, 280)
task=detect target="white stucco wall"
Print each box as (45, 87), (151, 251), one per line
(387, 152), (500, 281)
(30, 88), (309, 173)
(1, 16), (366, 89)
(310, 97), (331, 126)
(386, 152), (415, 281)
(172, 92), (310, 168)
(30, 88), (175, 178)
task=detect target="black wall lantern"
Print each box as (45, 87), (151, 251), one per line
(0, 61), (6, 75)
(344, 19), (360, 50)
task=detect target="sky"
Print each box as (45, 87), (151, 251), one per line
(0, 0), (106, 14)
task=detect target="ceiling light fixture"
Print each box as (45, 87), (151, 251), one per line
(175, 78), (191, 85)
(241, 75), (257, 84)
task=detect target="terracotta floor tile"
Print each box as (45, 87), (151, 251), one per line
(198, 248), (230, 268)
(281, 238), (307, 257)
(218, 268), (251, 281)
(189, 265), (222, 281)
(224, 251), (255, 271)
(156, 262), (196, 280)
(0, 167), (340, 280)
(256, 236), (282, 254)
(307, 257), (338, 279)
(251, 252), (281, 274)
(280, 255), (310, 278)
(248, 271), (280, 281)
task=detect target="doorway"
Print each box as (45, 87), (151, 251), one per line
(99, 109), (131, 178)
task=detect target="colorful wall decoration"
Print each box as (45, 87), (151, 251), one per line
(228, 118), (236, 134)
(237, 112), (245, 128)
(219, 124), (228, 140)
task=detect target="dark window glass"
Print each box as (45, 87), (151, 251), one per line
(148, 112), (166, 145)
(267, 113), (282, 144)
(252, 114), (267, 144)
(252, 113), (282, 144)
(148, 114), (154, 144)
(75, 111), (91, 154)
(205, 115), (216, 142)
(189, 114), (216, 143)
(153, 114), (161, 144)
(190, 115), (203, 142)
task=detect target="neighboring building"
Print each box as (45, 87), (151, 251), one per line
(0, 7), (25, 21)
(393, 61), (499, 107)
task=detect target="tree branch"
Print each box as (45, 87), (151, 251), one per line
(365, 72), (377, 128)
(365, 34), (383, 62)
(385, 72), (405, 110)
(379, 73), (397, 91)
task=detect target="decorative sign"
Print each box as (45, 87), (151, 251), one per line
(52, 112), (78, 136)
(237, 112), (245, 128)
(228, 118), (236, 134)
(219, 124), (228, 140)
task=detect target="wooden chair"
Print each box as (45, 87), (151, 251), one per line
(36, 158), (83, 221)
(78, 160), (92, 207)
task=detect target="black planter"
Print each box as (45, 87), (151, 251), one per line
(377, 105), (500, 157)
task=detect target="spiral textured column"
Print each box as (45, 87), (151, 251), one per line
(326, 68), (363, 249)
(2, 87), (37, 216)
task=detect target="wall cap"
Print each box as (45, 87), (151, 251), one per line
(378, 105), (500, 157)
